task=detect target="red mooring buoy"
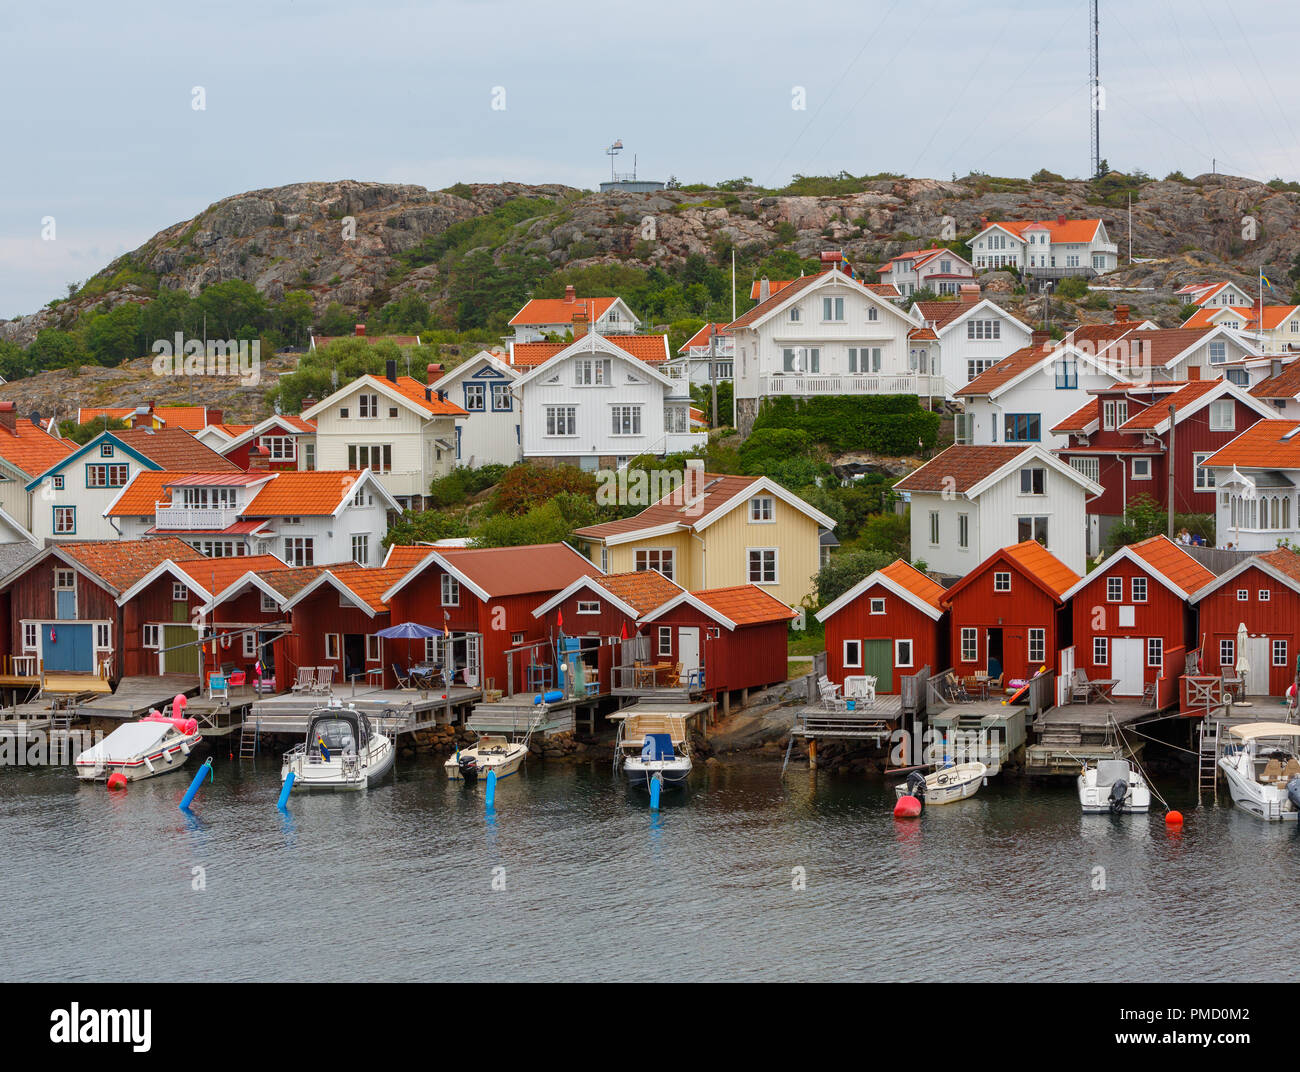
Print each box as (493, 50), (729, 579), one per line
(106, 772), (128, 791)
(893, 794), (922, 818)
(1165, 810), (1184, 827)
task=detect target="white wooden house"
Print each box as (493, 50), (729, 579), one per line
(909, 291), (1034, 397)
(430, 351), (522, 468)
(508, 286), (641, 343)
(877, 248), (976, 297)
(969, 217), (1118, 279)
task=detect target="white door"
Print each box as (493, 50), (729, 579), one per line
(1112, 638), (1144, 696)
(677, 627), (700, 685)
(1245, 637), (1271, 695)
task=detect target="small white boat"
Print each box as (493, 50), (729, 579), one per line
(616, 713), (692, 789)
(281, 703), (394, 792)
(894, 761), (987, 806)
(74, 713), (202, 782)
(446, 734), (528, 782)
(1078, 757), (1151, 813)
(1219, 721), (1300, 822)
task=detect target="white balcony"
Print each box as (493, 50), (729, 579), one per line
(155, 504), (239, 530)
(761, 372), (944, 397)
(664, 432), (709, 454)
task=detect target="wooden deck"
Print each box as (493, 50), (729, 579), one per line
(248, 684), (481, 733)
(791, 694), (902, 740)
(1026, 698), (1160, 772)
(73, 675), (198, 722)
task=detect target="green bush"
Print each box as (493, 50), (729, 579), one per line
(751, 395), (941, 454)
(814, 549), (898, 607)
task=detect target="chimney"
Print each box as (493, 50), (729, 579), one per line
(0, 402), (16, 436)
(759, 276), (771, 302)
(248, 444), (269, 471)
(300, 397), (317, 413)
(1031, 330), (1052, 349)
(959, 282), (981, 302)
(355, 324), (366, 336)
(385, 358), (398, 384)
(1272, 358), (1284, 378)
(426, 362), (444, 386)
(572, 308), (590, 339)
(564, 284), (576, 304)
(1057, 215), (1066, 227)
(820, 250), (844, 272)
(1114, 304), (1130, 324)
(980, 216), (988, 230)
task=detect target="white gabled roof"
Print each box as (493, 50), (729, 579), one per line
(966, 444), (1103, 500)
(637, 591), (739, 631)
(433, 350), (518, 388)
(815, 568), (944, 624)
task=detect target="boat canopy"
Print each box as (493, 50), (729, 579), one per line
(1228, 722), (1300, 740)
(78, 721), (175, 763)
(621, 714), (688, 745)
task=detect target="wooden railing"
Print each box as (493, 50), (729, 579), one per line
(1182, 675), (1224, 715)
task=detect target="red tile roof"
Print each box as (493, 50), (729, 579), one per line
(115, 428), (243, 471)
(54, 538), (208, 592)
(509, 296), (619, 327)
(1117, 379), (1222, 432)
(1052, 398), (1100, 435)
(913, 300), (981, 330)
(893, 446), (1026, 494)
(959, 344), (1048, 396)
(1126, 535), (1216, 596)
(436, 543), (601, 598)
(691, 584), (796, 626)
(1250, 361), (1300, 400)
(0, 418), (75, 478)
(174, 554), (288, 596)
(1202, 419), (1300, 469)
(1257, 547), (1300, 585)
(573, 472), (761, 540)
(879, 559), (946, 612)
(597, 570), (683, 614)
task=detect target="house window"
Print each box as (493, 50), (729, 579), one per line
(958, 513), (969, 549)
(99, 442), (113, 457)
(960, 628), (978, 663)
(574, 358), (612, 386)
(22, 623), (37, 651)
(441, 574), (460, 606)
(143, 624), (160, 648)
(51, 475), (64, 490)
(1107, 576), (1123, 602)
(366, 635), (382, 662)
(1260, 589), (1271, 602)
(966, 320), (1001, 340)
(1132, 457), (1151, 480)
(304, 443), (316, 470)
(263, 435), (296, 460)
(491, 383), (512, 411)
(1131, 577), (1147, 602)
(658, 627), (673, 657)
(55, 569), (74, 591)
(599, 546), (609, 573)
(1017, 516), (1049, 545)
(172, 582), (188, 602)
(1028, 628), (1045, 664)
(1209, 341), (1227, 365)
(821, 296), (844, 321)
(86, 463), (130, 488)
(1054, 359), (1078, 389)
(994, 571), (1011, 592)
(843, 640), (862, 668)
(1019, 467), (1046, 495)
(748, 548), (778, 584)
(261, 591), (278, 612)
(53, 506), (75, 534)
(1220, 639), (1234, 666)
(1093, 637), (1108, 665)
(1208, 400), (1235, 432)
(351, 534), (369, 565)
(347, 444), (392, 472)
(325, 634), (340, 661)
(1102, 400), (1128, 429)
(1237, 589), (1249, 601)
(869, 598), (886, 615)
(749, 496), (775, 522)
(849, 347), (882, 373)
(1274, 639), (1288, 667)
(1193, 452), (1216, 490)
(545, 406), (577, 436)
(284, 537), (314, 567)
(635, 549), (674, 580)
(611, 406), (642, 436)
(358, 393), (379, 418)
(1004, 414), (1041, 442)
(967, 358), (996, 381)
(1147, 637), (1163, 668)
(577, 601), (600, 615)
(243, 632), (257, 657)
(789, 307), (800, 322)
(463, 384), (486, 411)
(895, 638), (914, 668)
(929, 511), (939, 545)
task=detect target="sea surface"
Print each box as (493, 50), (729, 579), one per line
(1, 749), (1295, 982)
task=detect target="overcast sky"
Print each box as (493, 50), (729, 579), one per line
(3, 0), (1297, 316)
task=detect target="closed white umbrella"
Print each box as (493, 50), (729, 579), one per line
(1235, 622), (1253, 707)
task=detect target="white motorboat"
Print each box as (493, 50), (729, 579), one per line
(1077, 757), (1151, 813)
(894, 761), (987, 806)
(280, 702), (394, 792)
(74, 712), (202, 782)
(1219, 721), (1300, 822)
(446, 734), (528, 782)
(615, 713), (692, 789)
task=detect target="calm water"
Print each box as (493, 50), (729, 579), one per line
(1, 749), (1296, 982)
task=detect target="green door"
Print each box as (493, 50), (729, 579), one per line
(862, 639), (893, 693)
(163, 625), (199, 676)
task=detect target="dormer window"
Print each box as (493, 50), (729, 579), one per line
(358, 393), (379, 418)
(99, 443), (113, 457)
(789, 307), (800, 322)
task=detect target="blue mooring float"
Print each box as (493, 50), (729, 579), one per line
(485, 768), (497, 809)
(533, 689), (564, 705)
(178, 757), (213, 812)
(650, 772), (663, 811)
(277, 772), (295, 810)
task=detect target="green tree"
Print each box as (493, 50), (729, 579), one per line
(814, 550), (898, 607)
(85, 303), (143, 365)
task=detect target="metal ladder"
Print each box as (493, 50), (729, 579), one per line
(1197, 719), (1220, 805)
(238, 715), (260, 759)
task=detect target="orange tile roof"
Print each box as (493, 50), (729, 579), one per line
(324, 565), (411, 613)
(55, 538), (208, 593)
(747, 278), (897, 300)
(1251, 361), (1300, 400)
(879, 559), (946, 612)
(242, 471), (365, 516)
(1181, 304), (1300, 331)
(509, 295), (619, 327)
(908, 327), (939, 341)
(252, 565), (329, 599)
(78, 406), (224, 431)
(435, 543), (601, 597)
(1125, 535), (1216, 596)
(361, 374), (467, 416)
(0, 418), (75, 478)
(748, 280), (797, 301)
(115, 428), (243, 471)
(510, 334), (670, 368)
(174, 554), (287, 595)
(998, 540), (1078, 600)
(913, 299), (981, 329)
(691, 584), (796, 626)
(383, 544), (438, 569)
(983, 218), (1103, 244)
(1052, 398), (1100, 435)
(597, 570), (683, 614)
(893, 446), (1026, 494)
(959, 344), (1048, 395)
(1257, 547), (1300, 585)
(730, 273), (824, 329)
(678, 323), (732, 353)
(107, 470), (263, 516)
(1117, 379), (1222, 432)
(1202, 419), (1300, 469)
(573, 472), (761, 540)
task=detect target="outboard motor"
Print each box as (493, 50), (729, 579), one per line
(458, 754), (479, 782)
(905, 770), (928, 807)
(1108, 779), (1128, 813)
(1287, 775), (1300, 814)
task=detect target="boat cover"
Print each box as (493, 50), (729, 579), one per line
(641, 733), (675, 761)
(1095, 760), (1130, 787)
(77, 721), (175, 763)
(1229, 722), (1300, 741)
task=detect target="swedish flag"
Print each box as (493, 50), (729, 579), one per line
(317, 736), (331, 761)
(1262, 273), (1273, 289)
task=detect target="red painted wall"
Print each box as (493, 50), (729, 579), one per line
(1197, 566), (1300, 696)
(285, 587), (390, 689)
(821, 581), (944, 692)
(644, 604), (788, 695)
(947, 557), (1066, 683)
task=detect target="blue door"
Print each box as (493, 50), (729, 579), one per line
(56, 591), (76, 620)
(42, 624), (93, 672)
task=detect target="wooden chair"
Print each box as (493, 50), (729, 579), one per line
(290, 666), (316, 693)
(392, 664), (415, 691)
(1070, 668), (1091, 704)
(312, 666), (335, 694)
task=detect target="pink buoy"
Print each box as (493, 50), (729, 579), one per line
(893, 794), (922, 818)
(106, 772), (128, 791)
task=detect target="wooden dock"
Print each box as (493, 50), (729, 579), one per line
(929, 701), (1028, 775)
(791, 694), (902, 741)
(73, 675), (199, 723)
(1026, 698), (1158, 772)
(467, 691), (606, 737)
(248, 684), (481, 734)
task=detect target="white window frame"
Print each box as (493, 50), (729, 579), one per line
(1220, 638), (1234, 666)
(243, 632), (257, 657)
(1147, 637), (1163, 668)
(657, 626), (672, 658)
(993, 571), (1011, 592)
(869, 598), (886, 615)
(747, 548), (778, 585)
(1093, 637), (1108, 665)
(749, 496), (775, 523)
(366, 634), (382, 662)
(22, 622), (37, 651)
(324, 633), (340, 661)
(1208, 399), (1235, 432)
(1274, 639), (1288, 667)
(1028, 628), (1046, 664)
(441, 573), (460, 606)
(1131, 577), (1147, 603)
(895, 638), (914, 668)
(635, 548), (674, 581)
(143, 624), (160, 648)
(1132, 457), (1152, 480)
(960, 628), (977, 663)
(1106, 576), (1122, 602)
(843, 639), (862, 668)
(577, 601), (601, 615)
(1259, 589), (1271, 602)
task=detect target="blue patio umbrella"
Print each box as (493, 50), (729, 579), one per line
(374, 622), (440, 674)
